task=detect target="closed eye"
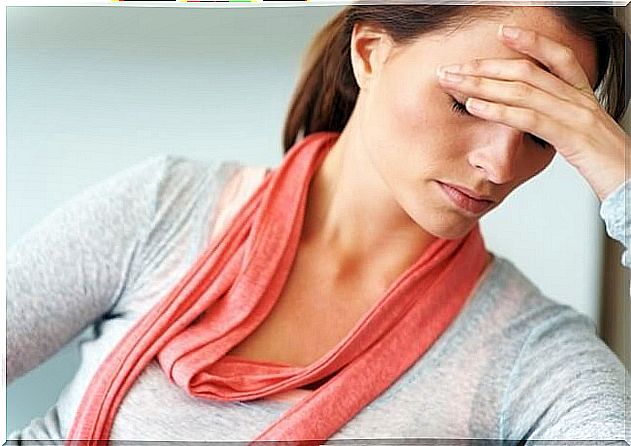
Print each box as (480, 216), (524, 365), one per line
(450, 98), (550, 150)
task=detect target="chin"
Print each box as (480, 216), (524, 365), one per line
(404, 196), (482, 240)
(422, 216), (478, 240)
(434, 227), (474, 240)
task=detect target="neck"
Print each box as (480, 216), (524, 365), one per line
(300, 114), (438, 288)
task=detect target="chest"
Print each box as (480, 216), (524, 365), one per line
(107, 353), (493, 442)
(226, 250), (385, 368)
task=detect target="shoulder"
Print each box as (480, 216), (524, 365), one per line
(207, 158), (271, 242)
(120, 154), (270, 218)
(483, 256), (609, 359)
(130, 154), (239, 197)
(123, 154), (273, 249)
(145, 154), (269, 196)
(483, 257), (628, 440)
(103, 155), (271, 312)
(471, 255), (623, 396)
(471, 256), (585, 336)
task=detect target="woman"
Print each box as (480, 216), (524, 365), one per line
(7, 4), (630, 444)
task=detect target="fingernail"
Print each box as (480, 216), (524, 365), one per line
(467, 98), (488, 112)
(501, 24), (520, 39)
(438, 71), (464, 82)
(439, 64), (462, 74)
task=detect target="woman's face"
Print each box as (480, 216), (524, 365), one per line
(353, 7), (598, 240)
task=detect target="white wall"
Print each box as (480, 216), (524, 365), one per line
(6, 5), (607, 436)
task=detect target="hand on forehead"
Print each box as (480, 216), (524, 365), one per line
(474, 9), (598, 88)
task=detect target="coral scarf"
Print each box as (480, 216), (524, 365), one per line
(67, 131), (488, 445)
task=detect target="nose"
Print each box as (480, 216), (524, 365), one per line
(467, 125), (524, 185)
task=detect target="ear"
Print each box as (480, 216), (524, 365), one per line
(350, 22), (393, 90)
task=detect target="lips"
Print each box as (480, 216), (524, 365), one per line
(442, 182), (494, 202)
(438, 181), (494, 215)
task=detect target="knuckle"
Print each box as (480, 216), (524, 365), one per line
(559, 47), (576, 65)
(495, 104), (509, 121)
(523, 30), (537, 47)
(469, 75), (482, 87)
(517, 60), (536, 78)
(512, 82), (530, 101)
(522, 110), (539, 131)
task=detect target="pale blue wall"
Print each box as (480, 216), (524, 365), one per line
(6, 5), (606, 436)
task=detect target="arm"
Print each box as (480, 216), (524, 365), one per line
(7, 155), (170, 384)
(599, 179), (630, 269)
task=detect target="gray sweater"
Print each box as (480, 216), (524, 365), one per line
(7, 155), (631, 443)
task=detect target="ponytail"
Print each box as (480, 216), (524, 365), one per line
(282, 9), (357, 153)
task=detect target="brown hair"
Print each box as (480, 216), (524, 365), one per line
(282, 5), (628, 153)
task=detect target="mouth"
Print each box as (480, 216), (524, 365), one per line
(436, 181), (494, 215)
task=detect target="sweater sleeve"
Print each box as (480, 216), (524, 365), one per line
(599, 179), (630, 269)
(6, 155), (174, 384)
(500, 306), (629, 442)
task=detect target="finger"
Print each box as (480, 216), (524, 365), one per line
(436, 72), (595, 132)
(462, 96), (578, 152)
(497, 24), (594, 95)
(438, 57), (598, 111)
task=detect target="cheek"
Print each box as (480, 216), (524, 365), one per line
(360, 80), (427, 167)
(369, 66), (435, 137)
(512, 150), (556, 188)
(359, 68), (465, 185)
(526, 150), (556, 177)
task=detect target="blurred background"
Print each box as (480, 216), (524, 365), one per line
(6, 4), (629, 436)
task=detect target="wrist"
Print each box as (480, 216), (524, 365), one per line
(582, 157), (627, 202)
(575, 140), (628, 202)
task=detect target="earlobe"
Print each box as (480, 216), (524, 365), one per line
(350, 23), (391, 90)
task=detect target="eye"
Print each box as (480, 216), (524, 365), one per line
(450, 98), (551, 150)
(450, 98), (470, 116)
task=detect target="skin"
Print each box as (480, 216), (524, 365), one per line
(228, 7), (628, 367)
(299, 7), (627, 294)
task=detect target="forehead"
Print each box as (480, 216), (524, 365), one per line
(408, 7), (598, 88)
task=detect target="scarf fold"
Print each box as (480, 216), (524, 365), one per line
(67, 131), (488, 445)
